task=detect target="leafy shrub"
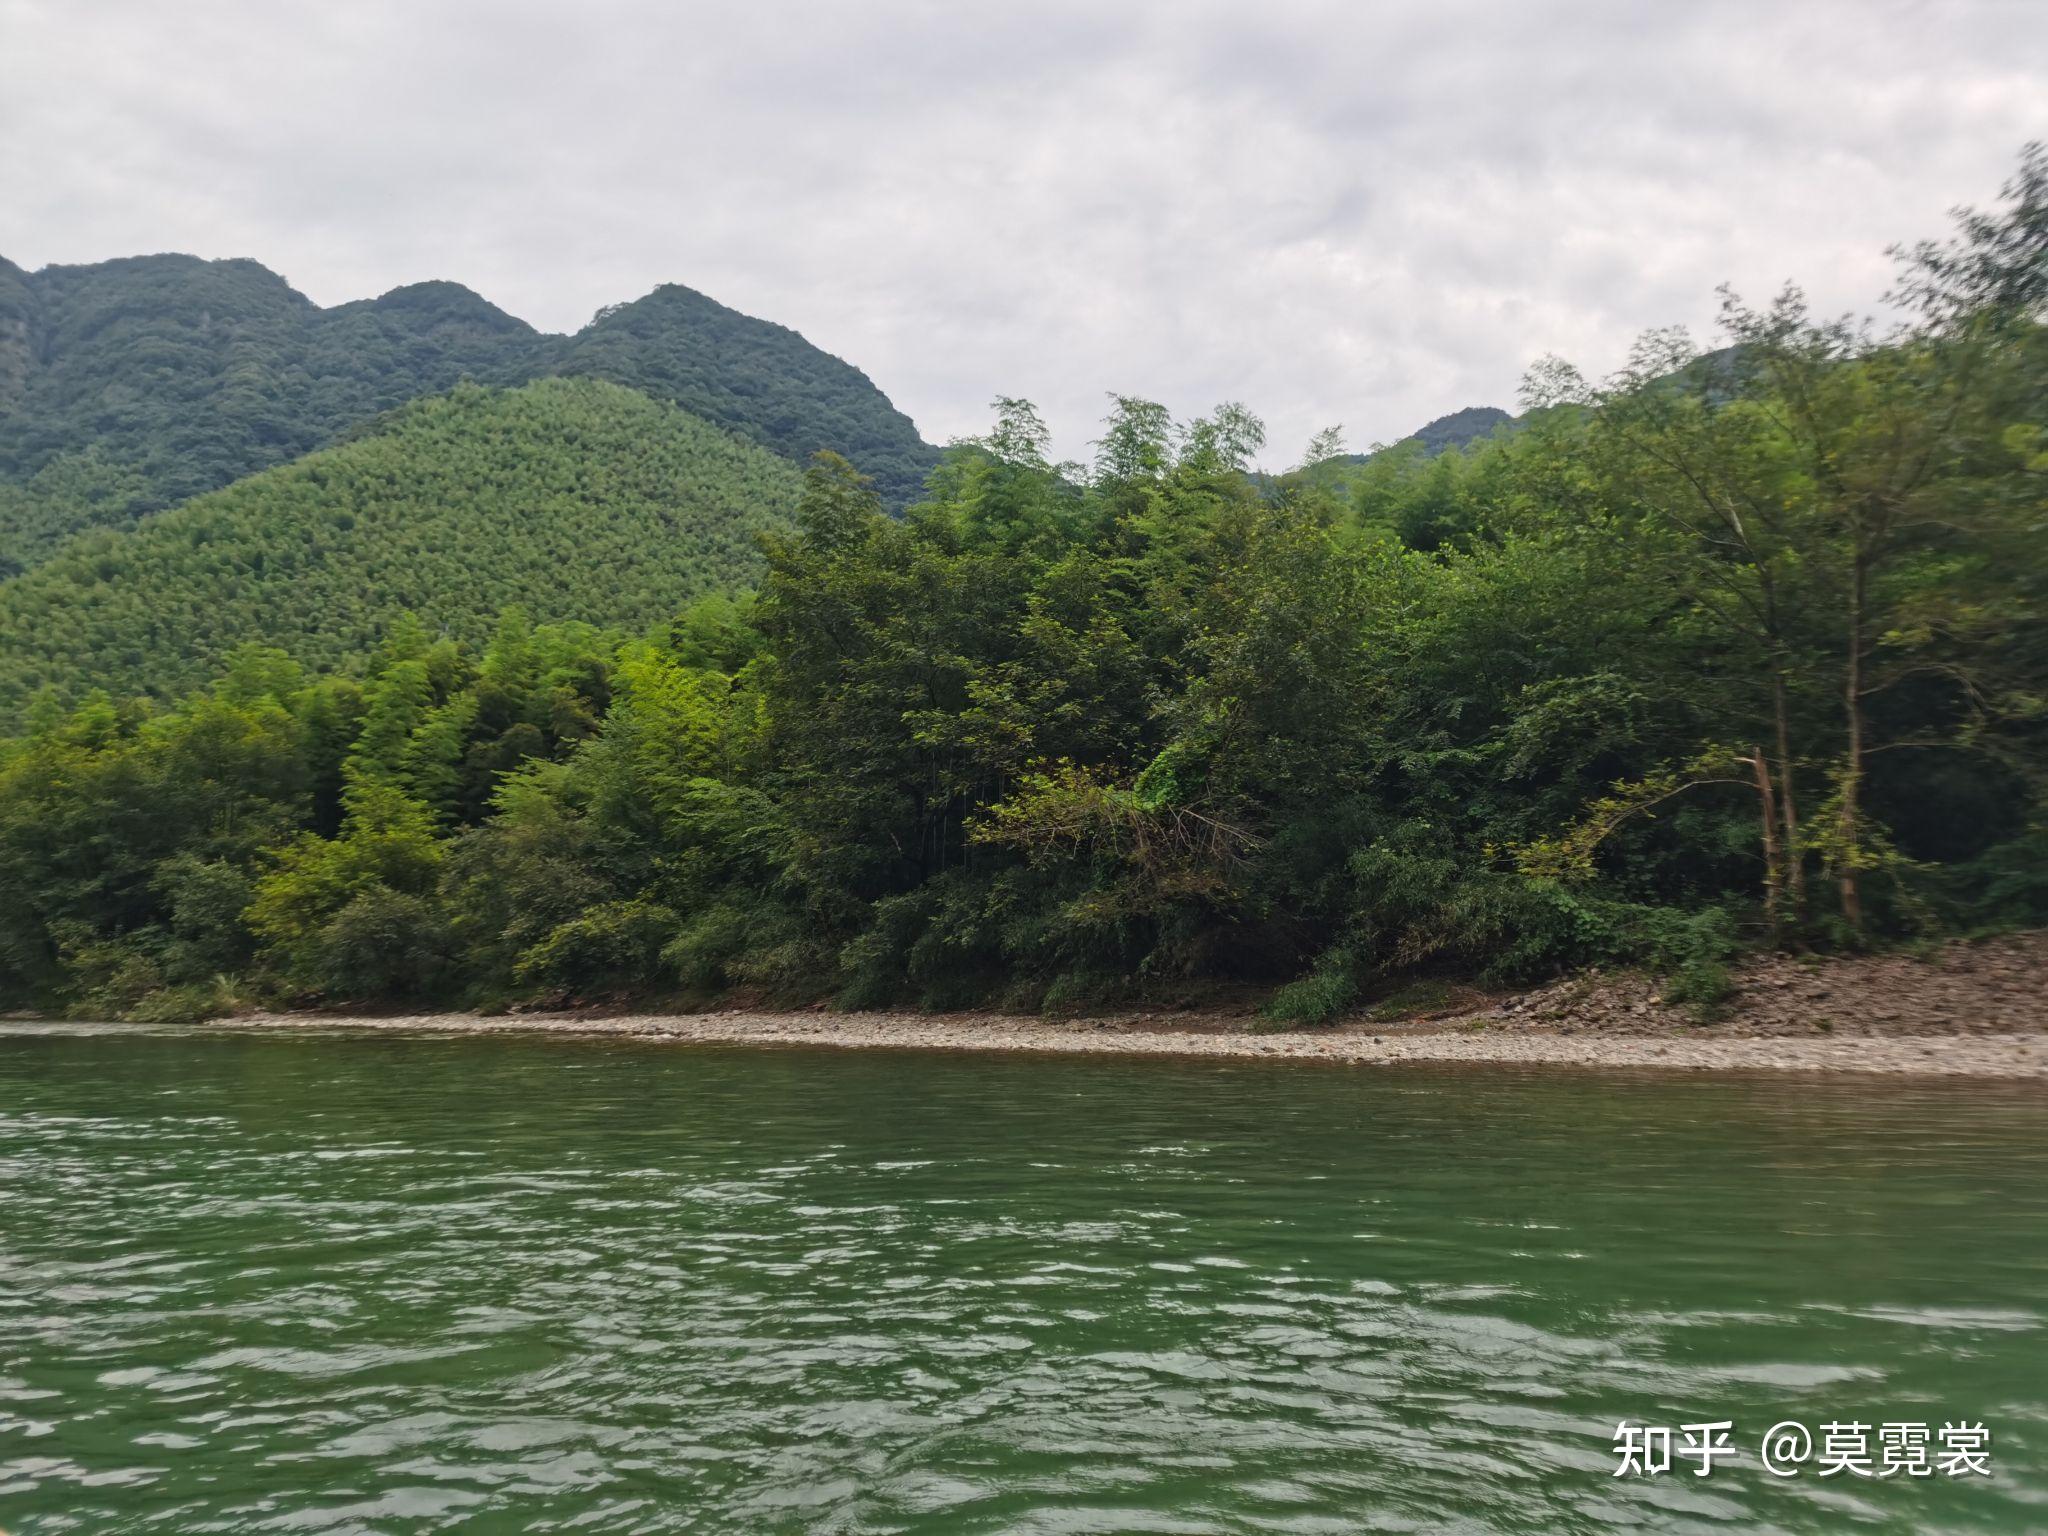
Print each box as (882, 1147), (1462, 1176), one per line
(661, 898), (827, 997)
(152, 855), (257, 981)
(126, 979), (241, 1024)
(1262, 956), (1359, 1028)
(315, 888), (451, 1001)
(516, 898), (678, 994)
(1628, 905), (1741, 1020)
(60, 937), (166, 1020)
(1038, 969), (1130, 1018)
(1941, 829), (2048, 932)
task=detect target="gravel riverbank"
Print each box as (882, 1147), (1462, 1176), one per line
(235, 1011), (2047, 1078)
(231, 934), (2048, 1077)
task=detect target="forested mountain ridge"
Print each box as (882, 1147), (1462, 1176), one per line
(1403, 404), (1514, 455)
(554, 284), (939, 508)
(0, 257), (35, 410)
(0, 256), (547, 564)
(0, 377), (802, 711)
(0, 253), (935, 570)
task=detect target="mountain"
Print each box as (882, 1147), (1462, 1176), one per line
(0, 378), (801, 712)
(0, 256), (549, 570)
(1332, 404), (1517, 473)
(1403, 405), (1514, 456)
(0, 254), (936, 570)
(555, 285), (938, 509)
(0, 257), (35, 411)
(1268, 403), (1516, 498)
(1322, 353), (1747, 481)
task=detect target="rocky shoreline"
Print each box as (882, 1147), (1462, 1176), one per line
(231, 1007), (2046, 1076)
(224, 933), (2048, 1078)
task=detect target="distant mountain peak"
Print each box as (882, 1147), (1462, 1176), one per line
(0, 252), (942, 568)
(361, 279), (527, 318)
(1404, 405), (1513, 452)
(554, 282), (936, 505)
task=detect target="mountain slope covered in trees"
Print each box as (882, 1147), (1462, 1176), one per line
(0, 378), (801, 710)
(1402, 404), (1515, 455)
(554, 284), (939, 508)
(0, 253), (933, 569)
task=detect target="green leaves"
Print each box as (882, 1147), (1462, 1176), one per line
(0, 379), (802, 714)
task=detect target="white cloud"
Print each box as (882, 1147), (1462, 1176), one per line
(3, 0), (2041, 466)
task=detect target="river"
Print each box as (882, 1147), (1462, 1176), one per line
(3, 1025), (2044, 1532)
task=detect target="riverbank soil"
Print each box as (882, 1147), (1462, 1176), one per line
(1383, 929), (2048, 1039)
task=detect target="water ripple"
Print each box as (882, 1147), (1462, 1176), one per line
(2, 1031), (2045, 1533)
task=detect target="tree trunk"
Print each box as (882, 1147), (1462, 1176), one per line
(1839, 556), (1866, 933)
(1751, 746), (1783, 936)
(1771, 670), (1805, 923)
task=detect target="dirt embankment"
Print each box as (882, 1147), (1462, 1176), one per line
(236, 933), (2048, 1078)
(1449, 930), (2048, 1040)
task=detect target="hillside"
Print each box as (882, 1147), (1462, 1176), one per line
(0, 378), (801, 711)
(0, 256), (546, 565)
(0, 253), (934, 568)
(555, 285), (939, 508)
(1404, 404), (1514, 454)
(1318, 404), (1516, 480)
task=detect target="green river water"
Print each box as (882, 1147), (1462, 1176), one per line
(1, 1026), (2044, 1534)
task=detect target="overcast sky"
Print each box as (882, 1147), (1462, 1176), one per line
(4, 1), (2043, 466)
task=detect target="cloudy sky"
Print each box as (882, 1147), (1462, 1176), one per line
(4, 1), (2042, 465)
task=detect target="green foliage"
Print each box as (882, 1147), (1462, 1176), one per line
(661, 896), (821, 996)
(1262, 963), (1359, 1028)
(311, 886), (452, 1001)
(0, 379), (800, 712)
(246, 782), (448, 999)
(515, 897), (678, 995)
(0, 451), (154, 572)
(1943, 828), (2048, 930)
(0, 156), (2042, 1020)
(1630, 906), (1742, 1019)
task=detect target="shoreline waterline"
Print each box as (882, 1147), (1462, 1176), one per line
(199, 1009), (2048, 1078)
